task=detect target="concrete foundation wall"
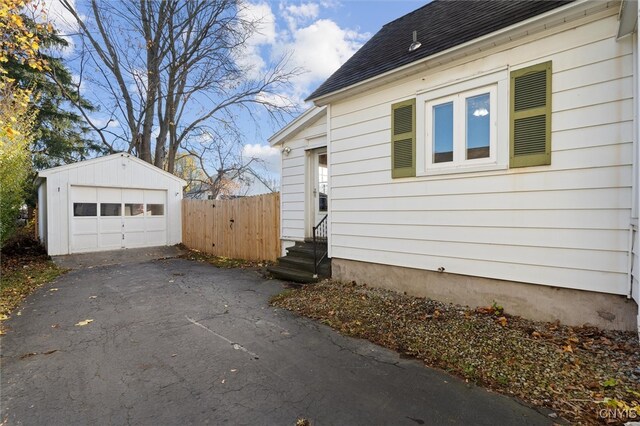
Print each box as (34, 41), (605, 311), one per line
(332, 258), (639, 331)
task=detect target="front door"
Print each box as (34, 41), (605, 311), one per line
(313, 148), (328, 228)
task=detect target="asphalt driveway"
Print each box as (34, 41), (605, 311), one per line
(1, 254), (553, 425)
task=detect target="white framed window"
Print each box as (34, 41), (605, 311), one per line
(425, 85), (497, 170)
(415, 68), (508, 176)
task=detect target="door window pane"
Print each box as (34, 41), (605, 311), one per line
(466, 93), (491, 159)
(100, 203), (121, 217)
(147, 204), (164, 216)
(124, 203), (144, 216)
(73, 203), (97, 217)
(318, 153), (328, 212)
(433, 102), (454, 163)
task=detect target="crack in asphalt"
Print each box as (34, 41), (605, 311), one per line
(184, 315), (260, 360)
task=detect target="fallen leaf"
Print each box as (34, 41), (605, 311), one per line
(230, 369), (237, 372)
(51, 324), (60, 328)
(562, 345), (573, 353)
(49, 288), (58, 292)
(476, 306), (494, 315)
(0, 314), (9, 321)
(75, 319), (94, 326)
(221, 379), (225, 384)
(531, 331), (542, 338)
(171, 354), (177, 357)
(497, 316), (507, 327)
(89, 296), (97, 299)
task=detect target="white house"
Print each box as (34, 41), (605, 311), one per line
(271, 0), (640, 331)
(37, 153), (186, 256)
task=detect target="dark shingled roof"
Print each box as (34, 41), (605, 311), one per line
(307, 0), (574, 101)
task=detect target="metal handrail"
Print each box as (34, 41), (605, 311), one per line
(312, 214), (328, 277)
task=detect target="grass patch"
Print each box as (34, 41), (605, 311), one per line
(271, 280), (640, 425)
(1, 227), (64, 331)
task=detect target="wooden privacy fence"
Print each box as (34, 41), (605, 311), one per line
(182, 192), (280, 261)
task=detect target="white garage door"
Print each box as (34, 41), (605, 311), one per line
(70, 186), (167, 253)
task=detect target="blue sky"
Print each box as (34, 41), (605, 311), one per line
(46, 0), (427, 186)
(235, 0), (425, 176)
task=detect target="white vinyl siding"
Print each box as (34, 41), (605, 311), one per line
(328, 10), (633, 295)
(280, 113), (327, 242)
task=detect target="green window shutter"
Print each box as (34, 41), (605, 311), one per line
(391, 99), (416, 178)
(510, 61), (552, 168)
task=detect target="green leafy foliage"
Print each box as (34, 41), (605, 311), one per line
(0, 84), (34, 244)
(3, 15), (101, 174)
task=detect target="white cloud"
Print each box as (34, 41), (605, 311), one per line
(256, 91), (296, 109)
(286, 3), (319, 20)
(42, 0), (80, 57)
(281, 2), (320, 31)
(240, 1), (277, 45)
(235, 1), (277, 78)
(234, 1), (368, 104)
(243, 143), (280, 174)
(274, 19), (369, 104)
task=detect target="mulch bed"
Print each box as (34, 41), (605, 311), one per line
(270, 280), (640, 425)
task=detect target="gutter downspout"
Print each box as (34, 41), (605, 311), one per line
(630, 26), (638, 301)
(628, 224), (635, 300)
(636, 2), (640, 337)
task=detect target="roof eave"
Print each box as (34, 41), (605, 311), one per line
(308, 0), (597, 106)
(617, 0), (638, 38)
(268, 106), (327, 146)
(37, 152), (188, 186)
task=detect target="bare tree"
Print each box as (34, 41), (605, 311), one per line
(59, 0), (297, 176)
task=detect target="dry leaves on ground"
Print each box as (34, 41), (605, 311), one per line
(270, 280), (640, 425)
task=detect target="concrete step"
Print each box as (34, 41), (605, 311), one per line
(286, 243), (327, 259)
(267, 265), (318, 284)
(278, 255), (316, 273)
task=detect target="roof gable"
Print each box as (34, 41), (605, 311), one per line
(269, 106), (326, 146)
(38, 153), (187, 185)
(307, 0), (574, 101)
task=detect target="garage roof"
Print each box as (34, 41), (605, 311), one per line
(38, 153), (187, 185)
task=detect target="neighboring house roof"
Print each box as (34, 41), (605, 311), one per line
(268, 106), (326, 146)
(37, 152), (187, 185)
(306, 0), (574, 101)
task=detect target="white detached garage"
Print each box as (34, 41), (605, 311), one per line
(37, 153), (186, 256)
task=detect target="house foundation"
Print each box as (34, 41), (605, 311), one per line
(332, 258), (638, 331)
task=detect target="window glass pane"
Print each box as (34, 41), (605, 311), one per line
(124, 203), (144, 216)
(147, 204), (164, 216)
(318, 153), (328, 212)
(466, 93), (491, 159)
(433, 102), (453, 163)
(100, 203), (121, 217)
(73, 203), (97, 217)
